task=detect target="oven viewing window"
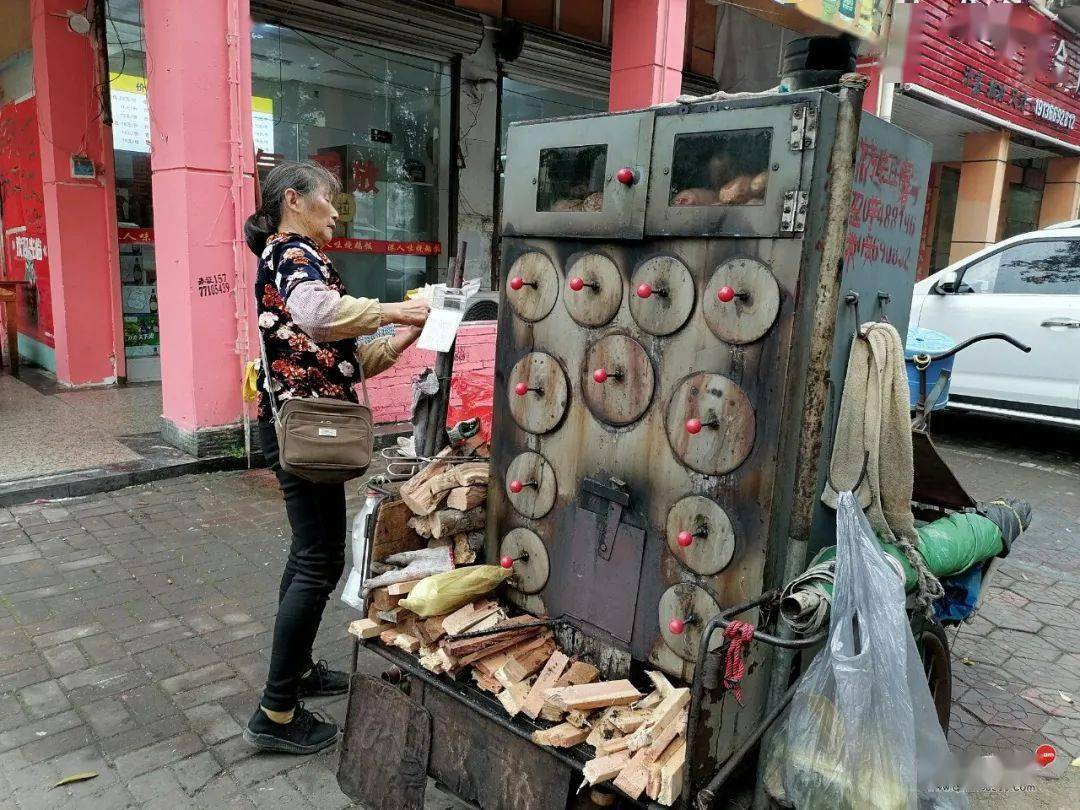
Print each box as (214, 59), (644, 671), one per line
(669, 129), (772, 207)
(536, 144), (608, 212)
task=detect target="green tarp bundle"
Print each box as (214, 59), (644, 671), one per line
(780, 512), (1003, 633)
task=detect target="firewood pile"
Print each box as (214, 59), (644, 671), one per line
(349, 596), (688, 804)
(346, 438), (687, 804)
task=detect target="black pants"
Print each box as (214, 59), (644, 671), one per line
(259, 423), (347, 711)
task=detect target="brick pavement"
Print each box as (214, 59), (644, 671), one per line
(0, 413), (1077, 808)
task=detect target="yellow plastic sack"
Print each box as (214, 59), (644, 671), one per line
(242, 360), (260, 403)
(399, 565), (511, 617)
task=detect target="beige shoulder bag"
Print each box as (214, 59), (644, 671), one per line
(259, 334), (374, 484)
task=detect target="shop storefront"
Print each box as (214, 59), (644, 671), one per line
(885, 0), (1080, 276)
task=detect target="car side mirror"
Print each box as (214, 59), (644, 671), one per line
(935, 271), (960, 294)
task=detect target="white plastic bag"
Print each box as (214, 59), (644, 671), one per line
(341, 491), (382, 612)
(765, 491), (965, 809)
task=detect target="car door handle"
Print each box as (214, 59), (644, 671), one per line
(1041, 317), (1080, 328)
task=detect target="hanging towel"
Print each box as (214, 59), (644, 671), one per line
(822, 322), (944, 607)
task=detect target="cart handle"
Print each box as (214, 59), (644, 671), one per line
(913, 332), (1030, 366)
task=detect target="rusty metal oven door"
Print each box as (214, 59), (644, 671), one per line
(645, 101), (811, 238)
(502, 111), (655, 240)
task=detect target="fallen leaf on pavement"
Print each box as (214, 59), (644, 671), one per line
(52, 772), (98, 788)
(1059, 691), (1073, 704)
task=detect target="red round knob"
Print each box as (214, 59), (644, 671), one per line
(593, 368), (609, 384)
(668, 618), (686, 635)
(677, 531), (694, 548)
(509, 479), (524, 494)
(616, 167), (635, 185)
(717, 285), (736, 303)
(500, 555), (514, 569)
(569, 277), (585, 292)
(509, 276), (524, 291)
(514, 382), (529, 397)
(636, 283), (653, 299)
(685, 418), (702, 435)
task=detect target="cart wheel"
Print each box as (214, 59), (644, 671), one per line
(914, 615), (952, 734)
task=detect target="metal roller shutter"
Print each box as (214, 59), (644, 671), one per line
(502, 26), (611, 100)
(250, 0), (484, 60)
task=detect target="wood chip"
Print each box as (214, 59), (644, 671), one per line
(565, 710), (590, 729)
(391, 633), (421, 654)
(522, 651), (570, 719)
(376, 608), (403, 624)
(647, 738), (686, 802)
(531, 722), (590, 749)
(370, 588), (400, 612)
(545, 680), (641, 712)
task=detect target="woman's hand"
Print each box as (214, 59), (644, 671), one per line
(381, 299), (431, 327)
(389, 324), (424, 356)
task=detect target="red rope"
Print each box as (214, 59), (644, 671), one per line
(723, 620), (756, 704)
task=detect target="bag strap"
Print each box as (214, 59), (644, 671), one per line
(355, 340), (372, 409)
(257, 327), (281, 423)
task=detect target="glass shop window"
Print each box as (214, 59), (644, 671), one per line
(536, 144), (608, 212)
(669, 129), (772, 207)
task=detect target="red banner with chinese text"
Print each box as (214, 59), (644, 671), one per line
(0, 97), (54, 348)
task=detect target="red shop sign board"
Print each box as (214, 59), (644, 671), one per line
(904, 0), (1080, 147)
(0, 96), (54, 348)
(115, 228), (440, 257)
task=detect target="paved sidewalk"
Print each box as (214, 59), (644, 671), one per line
(0, 413), (1077, 808)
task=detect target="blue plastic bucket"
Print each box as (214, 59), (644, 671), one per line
(905, 328), (956, 411)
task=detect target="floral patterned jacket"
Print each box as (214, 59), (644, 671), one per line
(255, 232), (398, 422)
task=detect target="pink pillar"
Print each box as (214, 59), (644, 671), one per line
(31, 0), (125, 385)
(144, 0), (256, 454)
(609, 0), (688, 111)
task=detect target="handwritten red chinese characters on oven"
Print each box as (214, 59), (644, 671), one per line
(845, 140), (924, 271)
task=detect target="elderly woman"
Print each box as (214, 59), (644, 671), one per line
(242, 161), (430, 754)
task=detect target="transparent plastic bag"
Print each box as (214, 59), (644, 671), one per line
(765, 492), (966, 810)
(341, 491), (382, 612)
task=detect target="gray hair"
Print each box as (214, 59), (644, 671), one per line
(245, 160), (342, 255)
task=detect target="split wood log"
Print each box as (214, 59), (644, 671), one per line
(440, 615), (537, 658)
(612, 708), (652, 734)
(379, 629), (399, 646)
(347, 618), (386, 640)
(532, 722), (589, 749)
(545, 680), (641, 712)
(455, 627), (543, 667)
(370, 588), (400, 612)
(649, 738), (686, 804)
(582, 750), (632, 785)
(595, 734), (633, 756)
(499, 643), (555, 683)
(452, 533), (476, 565)
(446, 484), (487, 511)
(613, 709), (688, 800)
(565, 710), (590, 729)
(415, 616), (447, 647)
(555, 661), (600, 688)
(539, 703), (566, 722)
(391, 633), (421, 654)
(387, 579), (423, 596)
(472, 670), (503, 694)
(430, 506), (486, 539)
(441, 600), (501, 635)
(376, 608), (403, 624)
(479, 634), (553, 680)
(522, 651), (570, 719)
(451, 462), (489, 487)
(371, 498), (427, 559)
(407, 515), (435, 538)
(399, 447), (453, 515)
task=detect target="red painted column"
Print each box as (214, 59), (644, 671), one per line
(609, 0), (688, 111)
(31, 0), (125, 385)
(144, 0), (256, 455)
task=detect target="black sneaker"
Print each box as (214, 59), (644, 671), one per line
(243, 703), (338, 755)
(297, 660), (349, 697)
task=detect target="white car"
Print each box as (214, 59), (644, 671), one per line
(909, 228), (1080, 426)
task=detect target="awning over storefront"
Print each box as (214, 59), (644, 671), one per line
(250, 0), (485, 60)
